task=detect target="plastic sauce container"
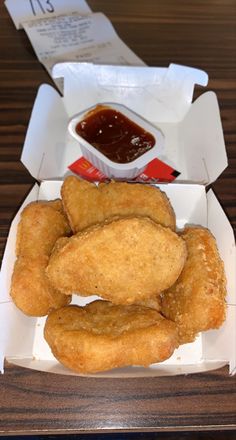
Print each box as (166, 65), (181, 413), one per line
(68, 103), (165, 179)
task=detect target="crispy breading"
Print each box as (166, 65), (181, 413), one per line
(161, 227), (227, 344)
(50, 236), (162, 311)
(46, 217), (187, 304)
(11, 255), (71, 316)
(15, 200), (71, 258)
(44, 301), (179, 374)
(135, 295), (162, 311)
(61, 176), (176, 233)
(11, 200), (71, 316)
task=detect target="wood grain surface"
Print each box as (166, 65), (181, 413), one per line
(0, 0), (235, 435)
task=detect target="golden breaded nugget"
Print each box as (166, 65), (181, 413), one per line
(16, 200), (71, 258)
(51, 237), (162, 312)
(47, 217), (186, 304)
(61, 176), (176, 233)
(134, 295), (162, 311)
(44, 301), (179, 373)
(11, 256), (71, 316)
(161, 227), (226, 344)
(11, 200), (71, 316)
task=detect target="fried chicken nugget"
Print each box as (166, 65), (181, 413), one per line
(15, 200), (68, 258)
(11, 200), (71, 316)
(135, 295), (162, 311)
(46, 217), (187, 305)
(161, 227), (227, 344)
(61, 176), (176, 233)
(49, 235), (162, 310)
(44, 301), (179, 374)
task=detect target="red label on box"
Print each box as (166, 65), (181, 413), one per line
(68, 157), (180, 182)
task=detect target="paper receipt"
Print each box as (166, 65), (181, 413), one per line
(5, 0), (92, 29)
(22, 12), (145, 76)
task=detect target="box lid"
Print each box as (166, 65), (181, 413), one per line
(21, 63), (228, 183)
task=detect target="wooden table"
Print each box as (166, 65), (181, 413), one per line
(0, 0), (235, 436)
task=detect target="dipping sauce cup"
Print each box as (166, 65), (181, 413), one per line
(68, 103), (165, 179)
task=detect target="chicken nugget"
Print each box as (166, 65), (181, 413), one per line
(44, 301), (179, 374)
(16, 200), (71, 258)
(61, 176), (176, 233)
(11, 200), (71, 316)
(46, 217), (187, 304)
(134, 295), (162, 311)
(161, 227), (226, 343)
(51, 237), (162, 312)
(11, 255), (71, 316)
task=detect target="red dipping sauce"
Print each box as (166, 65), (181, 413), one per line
(75, 106), (156, 164)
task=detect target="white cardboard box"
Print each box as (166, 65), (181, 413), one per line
(21, 62), (227, 183)
(0, 63), (235, 376)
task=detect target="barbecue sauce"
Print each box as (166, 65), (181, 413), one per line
(75, 106), (155, 164)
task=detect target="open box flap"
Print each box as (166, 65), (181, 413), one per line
(0, 184), (40, 304)
(0, 303), (12, 373)
(4, 304), (37, 363)
(7, 357), (227, 377)
(21, 84), (68, 180)
(20, 63), (227, 184)
(52, 62), (208, 121)
(0, 184), (40, 373)
(179, 92), (228, 184)
(207, 189), (235, 306)
(202, 190), (236, 374)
